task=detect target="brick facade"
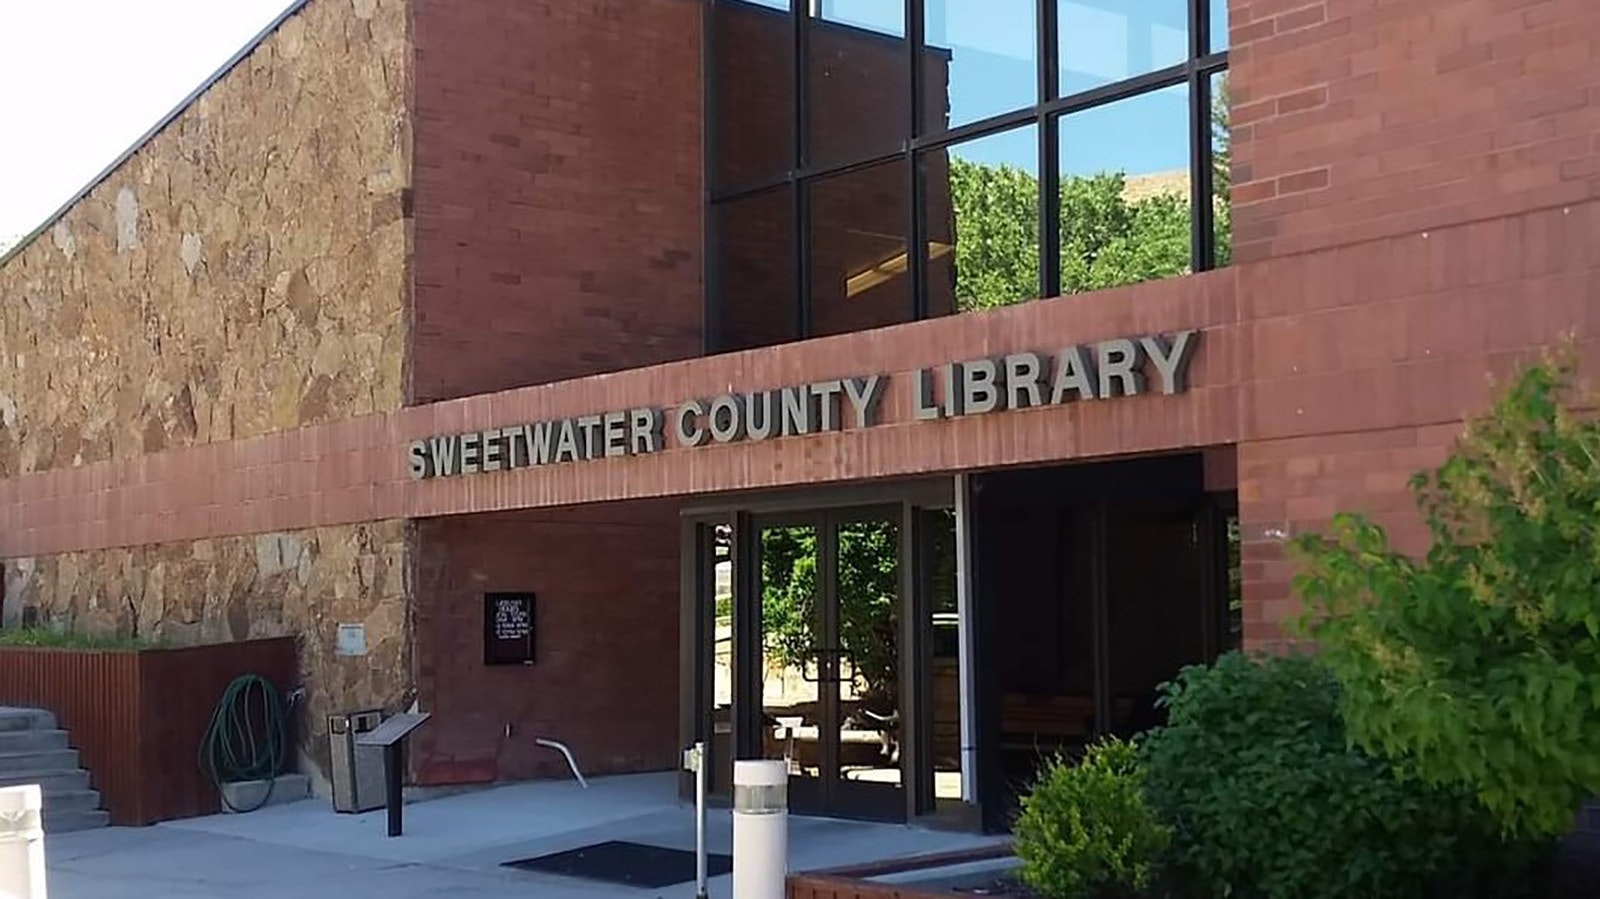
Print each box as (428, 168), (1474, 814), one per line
(2, 0), (1599, 809)
(409, 503), (680, 784)
(1229, 0), (1600, 262)
(408, 0), (704, 404)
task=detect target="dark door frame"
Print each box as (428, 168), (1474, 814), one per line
(679, 476), (956, 824)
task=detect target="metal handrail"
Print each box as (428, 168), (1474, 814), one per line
(533, 738), (589, 789)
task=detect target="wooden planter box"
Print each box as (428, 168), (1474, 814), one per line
(0, 636), (299, 826)
(787, 844), (1018, 899)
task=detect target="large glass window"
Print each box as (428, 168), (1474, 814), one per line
(1058, 84), (1192, 293)
(1058, 0), (1188, 95)
(715, 187), (799, 353)
(708, 0), (1229, 353)
(809, 160), (915, 338)
(925, 125), (1040, 315)
(807, 6), (911, 170)
(714, 1), (794, 190)
(925, 0), (1037, 132)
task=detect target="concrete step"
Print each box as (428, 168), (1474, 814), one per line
(0, 708), (56, 732)
(0, 748), (77, 774)
(0, 729), (69, 753)
(0, 769), (91, 792)
(42, 807), (110, 833)
(42, 789), (103, 815)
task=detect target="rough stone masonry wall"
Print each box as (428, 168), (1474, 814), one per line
(0, 0), (409, 473)
(0, 0), (415, 789)
(1, 521), (412, 793)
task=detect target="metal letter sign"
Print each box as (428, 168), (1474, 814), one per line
(407, 330), (1200, 479)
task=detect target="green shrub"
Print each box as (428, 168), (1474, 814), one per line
(0, 627), (159, 650)
(1013, 736), (1170, 899)
(1140, 650), (1525, 899)
(1290, 349), (1600, 841)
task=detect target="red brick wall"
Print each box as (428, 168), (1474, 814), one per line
(1229, 0), (1600, 263)
(409, 502), (682, 784)
(1227, 0), (1600, 646)
(409, 0), (704, 404)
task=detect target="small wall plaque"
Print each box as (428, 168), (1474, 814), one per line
(336, 623), (368, 657)
(484, 592), (535, 666)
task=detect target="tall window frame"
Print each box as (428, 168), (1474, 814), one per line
(704, 0), (1230, 354)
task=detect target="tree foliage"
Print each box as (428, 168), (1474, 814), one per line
(1142, 651), (1521, 899)
(1289, 346), (1600, 840)
(947, 161), (1197, 312)
(760, 522), (899, 707)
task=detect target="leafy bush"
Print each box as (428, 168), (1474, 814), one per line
(1140, 650), (1521, 899)
(1290, 348), (1600, 841)
(1013, 736), (1170, 898)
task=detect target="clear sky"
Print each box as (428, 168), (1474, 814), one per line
(0, 0), (292, 248)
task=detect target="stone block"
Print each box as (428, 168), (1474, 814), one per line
(219, 773), (311, 813)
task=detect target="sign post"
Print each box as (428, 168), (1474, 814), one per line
(355, 712), (432, 837)
(683, 741), (709, 899)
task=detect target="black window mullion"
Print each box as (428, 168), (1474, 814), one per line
(795, 179), (811, 338)
(909, 0), (925, 319)
(1187, 0), (1211, 274)
(703, 0), (721, 353)
(793, 0), (808, 171)
(794, 0), (811, 337)
(1038, 0), (1059, 300)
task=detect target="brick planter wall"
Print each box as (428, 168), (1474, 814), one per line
(0, 636), (299, 825)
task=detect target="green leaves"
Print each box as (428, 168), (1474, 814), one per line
(1140, 651), (1525, 899)
(1288, 346), (1600, 841)
(947, 159), (1204, 312)
(1014, 736), (1171, 899)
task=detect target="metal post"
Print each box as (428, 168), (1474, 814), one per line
(384, 741), (404, 837)
(692, 741), (709, 899)
(0, 784), (48, 899)
(732, 759), (788, 899)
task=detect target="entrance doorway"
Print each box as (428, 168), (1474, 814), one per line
(678, 452), (1239, 833)
(969, 453), (1240, 831)
(753, 507), (903, 820)
(680, 480), (958, 825)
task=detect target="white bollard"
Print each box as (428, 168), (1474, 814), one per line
(0, 784), (48, 899)
(731, 760), (788, 899)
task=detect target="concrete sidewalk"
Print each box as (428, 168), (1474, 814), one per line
(41, 773), (1008, 898)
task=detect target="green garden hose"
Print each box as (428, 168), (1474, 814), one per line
(199, 673), (289, 813)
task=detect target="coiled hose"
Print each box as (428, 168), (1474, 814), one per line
(199, 674), (289, 813)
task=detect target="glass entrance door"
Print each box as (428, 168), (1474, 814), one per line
(752, 507), (904, 821)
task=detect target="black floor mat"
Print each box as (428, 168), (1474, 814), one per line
(501, 840), (734, 888)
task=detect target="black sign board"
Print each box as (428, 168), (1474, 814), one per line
(484, 592), (536, 666)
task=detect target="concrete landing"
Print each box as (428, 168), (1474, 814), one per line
(43, 771), (1008, 898)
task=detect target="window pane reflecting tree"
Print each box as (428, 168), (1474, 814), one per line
(1058, 83), (1193, 294)
(925, 125), (1040, 314)
(1211, 71), (1231, 269)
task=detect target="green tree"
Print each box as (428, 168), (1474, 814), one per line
(1289, 345), (1600, 840)
(946, 161), (1207, 312)
(759, 522), (899, 709)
